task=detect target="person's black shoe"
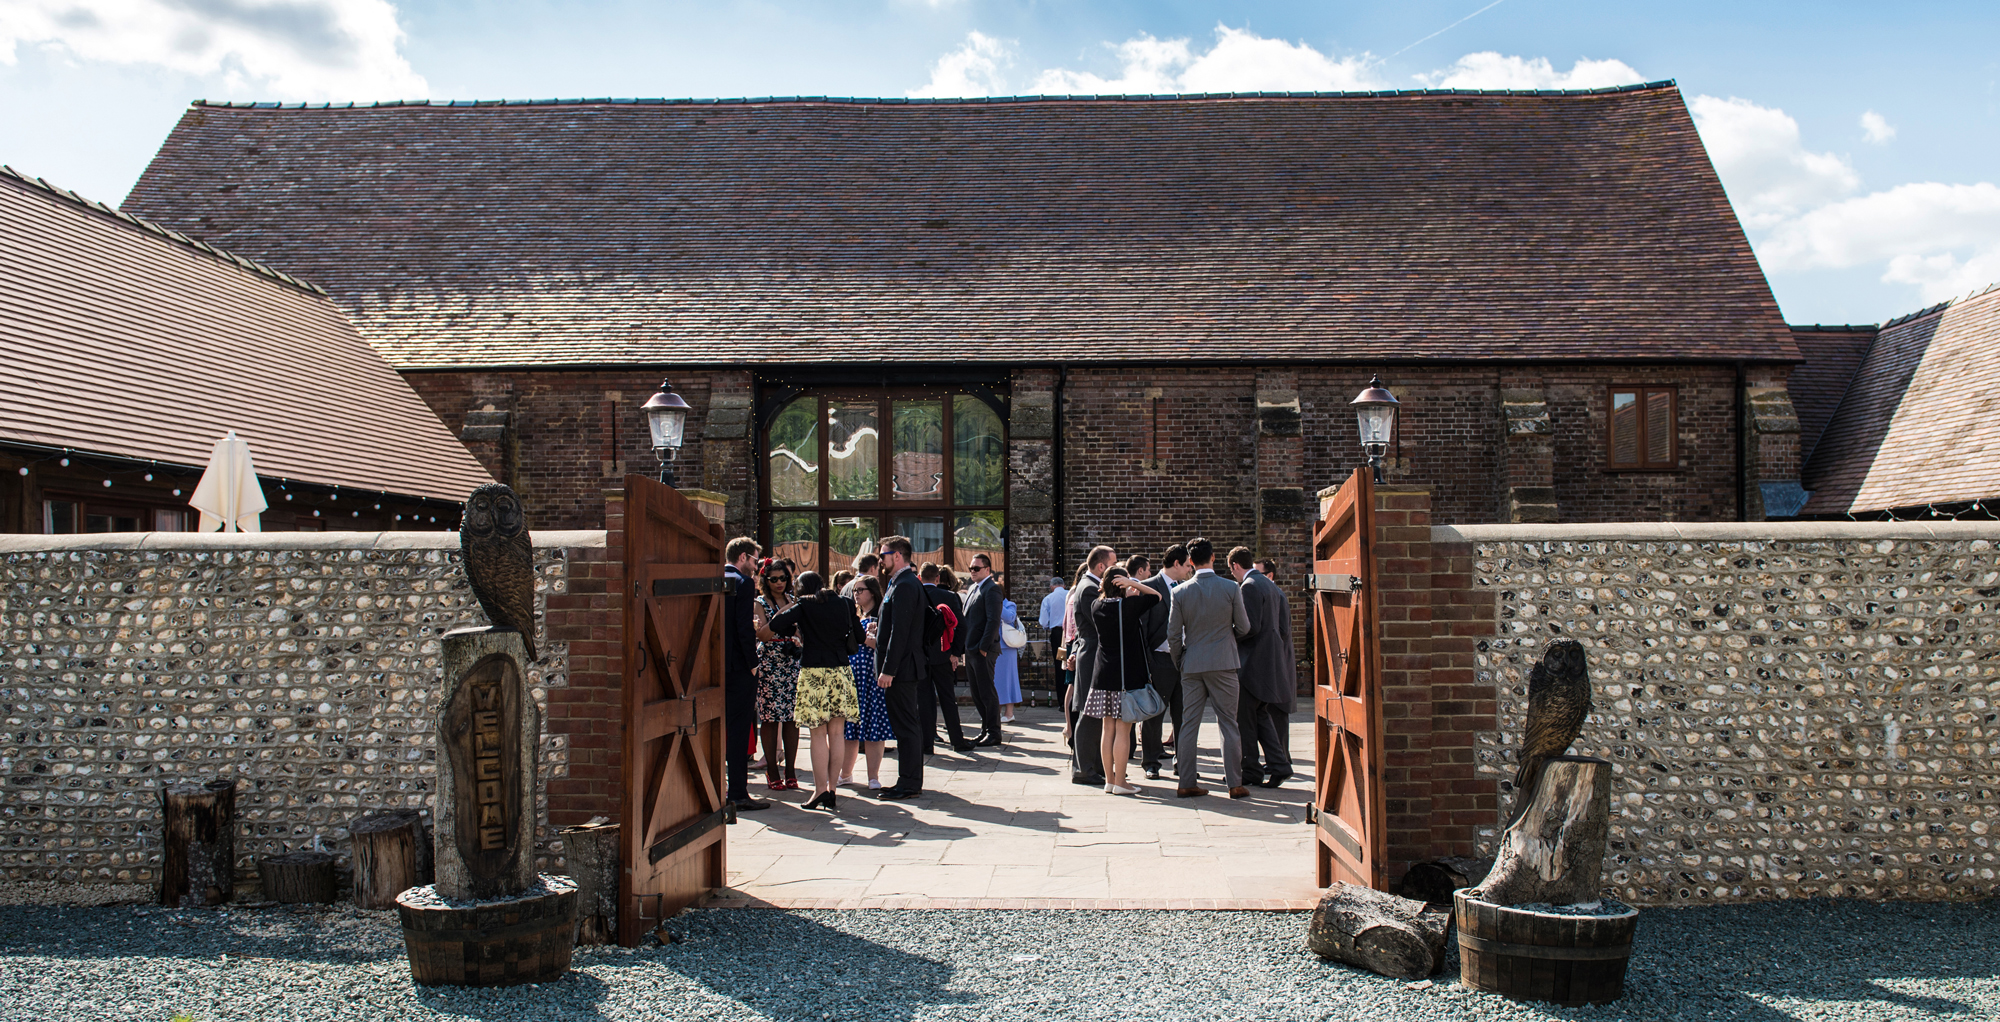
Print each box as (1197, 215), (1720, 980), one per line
(877, 787), (920, 801)
(1143, 767), (1162, 780)
(1071, 774), (1106, 786)
(802, 791), (829, 811)
(950, 741), (978, 753)
(1258, 772), (1293, 789)
(733, 797), (772, 812)
(975, 732), (1003, 747)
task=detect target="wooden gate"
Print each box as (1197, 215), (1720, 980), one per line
(619, 475), (728, 945)
(1311, 467), (1386, 888)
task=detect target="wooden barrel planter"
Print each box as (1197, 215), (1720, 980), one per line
(396, 874), (578, 987)
(1453, 890), (1637, 1006)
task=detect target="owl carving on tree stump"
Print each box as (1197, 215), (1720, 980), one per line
(461, 483), (537, 662)
(1508, 637), (1591, 825)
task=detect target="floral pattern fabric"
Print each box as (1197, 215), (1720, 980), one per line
(795, 666), (862, 729)
(754, 595), (800, 723)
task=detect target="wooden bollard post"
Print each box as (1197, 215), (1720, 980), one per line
(160, 779), (237, 907)
(258, 851), (337, 904)
(351, 811), (431, 910)
(559, 820), (620, 945)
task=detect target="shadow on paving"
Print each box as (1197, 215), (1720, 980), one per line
(660, 909), (971, 1021)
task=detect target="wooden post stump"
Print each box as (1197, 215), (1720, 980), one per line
(397, 875), (578, 986)
(1306, 882), (1450, 979)
(160, 779), (236, 907)
(352, 811), (432, 910)
(1480, 756), (1612, 907)
(559, 820), (620, 945)
(258, 851), (337, 904)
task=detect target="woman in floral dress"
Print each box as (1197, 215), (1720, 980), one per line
(839, 575), (894, 789)
(751, 561), (803, 790)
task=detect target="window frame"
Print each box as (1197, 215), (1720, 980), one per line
(759, 387), (1007, 578)
(1604, 385), (1679, 472)
(42, 492), (190, 534)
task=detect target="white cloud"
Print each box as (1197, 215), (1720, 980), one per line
(1860, 110), (1896, 144)
(1689, 95), (1860, 230)
(0, 0), (425, 101)
(1417, 52), (1645, 90)
(908, 30), (1011, 98)
(1026, 25), (1382, 96)
(1760, 182), (2000, 301)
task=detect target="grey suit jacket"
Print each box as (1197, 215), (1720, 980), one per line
(1067, 575), (1102, 710)
(962, 576), (1003, 655)
(1167, 570), (1251, 674)
(1237, 570), (1298, 709)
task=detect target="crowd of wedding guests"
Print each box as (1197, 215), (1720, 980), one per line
(718, 533), (1293, 813)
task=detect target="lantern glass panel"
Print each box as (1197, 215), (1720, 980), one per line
(1356, 405), (1395, 446)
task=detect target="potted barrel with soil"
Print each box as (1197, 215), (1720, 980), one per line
(1453, 890), (1637, 1006)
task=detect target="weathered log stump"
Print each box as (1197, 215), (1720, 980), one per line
(258, 851), (337, 904)
(1481, 756), (1612, 907)
(160, 779), (236, 907)
(1400, 856), (1494, 905)
(559, 820), (619, 946)
(1454, 890), (1637, 1005)
(352, 810), (432, 910)
(1306, 882), (1450, 979)
(397, 875), (578, 986)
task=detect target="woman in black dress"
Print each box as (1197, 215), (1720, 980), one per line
(1085, 566), (1160, 795)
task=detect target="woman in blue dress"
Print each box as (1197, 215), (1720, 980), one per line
(839, 575), (894, 789)
(993, 588), (1023, 722)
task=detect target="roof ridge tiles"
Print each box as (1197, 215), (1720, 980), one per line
(188, 80), (1678, 111)
(1881, 299), (1956, 331)
(0, 164), (328, 297)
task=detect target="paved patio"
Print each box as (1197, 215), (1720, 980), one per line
(711, 706), (1323, 909)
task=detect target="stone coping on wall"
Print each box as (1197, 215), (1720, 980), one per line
(1434, 521), (2000, 544)
(0, 529), (608, 553)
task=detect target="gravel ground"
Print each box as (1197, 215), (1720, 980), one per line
(1, 899), (1994, 1021)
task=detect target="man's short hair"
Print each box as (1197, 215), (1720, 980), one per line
(880, 535), (913, 560)
(1124, 554), (1150, 576)
(1227, 546), (1256, 570)
(970, 553), (992, 570)
(726, 536), (761, 563)
(1186, 537), (1214, 565)
(853, 552), (880, 573)
(1256, 559), (1277, 579)
(1050, 576), (1065, 587)
(1087, 544), (1116, 571)
(1162, 544), (1190, 569)
(919, 561), (940, 582)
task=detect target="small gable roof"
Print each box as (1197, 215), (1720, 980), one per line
(0, 166), (495, 501)
(124, 84), (1797, 369)
(1803, 286), (2000, 515)
(1786, 324), (1878, 461)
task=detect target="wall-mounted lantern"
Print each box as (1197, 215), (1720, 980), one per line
(1350, 375), (1401, 484)
(641, 378), (691, 486)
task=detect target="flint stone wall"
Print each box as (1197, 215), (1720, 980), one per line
(0, 530), (605, 888)
(1447, 521), (2000, 906)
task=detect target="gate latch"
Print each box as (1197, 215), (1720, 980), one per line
(1310, 573), (1363, 593)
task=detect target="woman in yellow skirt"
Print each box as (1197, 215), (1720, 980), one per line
(765, 571), (865, 811)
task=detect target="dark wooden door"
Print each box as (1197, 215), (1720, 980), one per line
(619, 476), (728, 945)
(1311, 468), (1386, 889)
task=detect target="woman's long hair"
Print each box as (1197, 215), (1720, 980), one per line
(758, 560), (793, 606)
(797, 570), (826, 598)
(1097, 566), (1130, 599)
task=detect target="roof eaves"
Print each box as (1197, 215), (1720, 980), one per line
(0, 164), (328, 298)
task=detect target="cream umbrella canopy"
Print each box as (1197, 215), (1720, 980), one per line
(188, 431), (269, 532)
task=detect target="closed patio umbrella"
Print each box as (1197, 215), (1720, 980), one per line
(188, 431), (268, 532)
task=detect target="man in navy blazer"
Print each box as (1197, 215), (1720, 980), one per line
(874, 535), (931, 799)
(960, 553), (1006, 746)
(723, 537), (770, 813)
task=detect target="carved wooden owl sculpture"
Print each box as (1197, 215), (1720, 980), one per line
(1509, 637), (1591, 824)
(461, 483), (537, 661)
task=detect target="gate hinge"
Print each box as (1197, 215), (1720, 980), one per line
(1310, 573), (1363, 593)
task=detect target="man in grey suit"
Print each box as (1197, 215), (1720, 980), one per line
(1230, 546), (1297, 787)
(1063, 544), (1116, 786)
(1166, 537), (1253, 799)
(1136, 546), (1193, 779)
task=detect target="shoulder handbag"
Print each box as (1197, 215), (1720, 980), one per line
(1115, 594), (1166, 723)
(1001, 618), (1028, 649)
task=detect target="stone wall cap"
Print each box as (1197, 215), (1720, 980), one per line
(1434, 521), (2000, 543)
(0, 529), (609, 554)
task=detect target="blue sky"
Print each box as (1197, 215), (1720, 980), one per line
(3, 0), (1997, 324)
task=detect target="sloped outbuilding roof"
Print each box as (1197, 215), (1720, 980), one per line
(0, 166), (495, 501)
(1786, 324), (1878, 461)
(1803, 286), (2000, 514)
(124, 83), (1797, 369)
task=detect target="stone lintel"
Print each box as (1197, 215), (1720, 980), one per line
(1256, 389), (1302, 436)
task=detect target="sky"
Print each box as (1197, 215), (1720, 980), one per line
(2, 0), (1997, 325)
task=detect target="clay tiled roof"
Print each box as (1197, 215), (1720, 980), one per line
(0, 166), (495, 501)
(122, 85), (1797, 369)
(1803, 286), (2000, 514)
(1786, 324), (1878, 460)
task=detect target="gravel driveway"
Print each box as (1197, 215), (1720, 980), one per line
(1, 898), (1993, 1021)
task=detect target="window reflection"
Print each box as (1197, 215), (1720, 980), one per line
(893, 516), (945, 563)
(828, 401), (880, 501)
(953, 511), (1005, 576)
(768, 396), (819, 506)
(891, 399), (944, 501)
(829, 516), (879, 573)
(772, 512), (819, 572)
(953, 395), (1005, 506)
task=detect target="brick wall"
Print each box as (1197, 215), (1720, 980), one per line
(0, 530), (613, 887)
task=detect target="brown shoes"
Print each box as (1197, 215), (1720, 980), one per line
(1228, 786), (1252, 799)
(1175, 786), (1208, 798)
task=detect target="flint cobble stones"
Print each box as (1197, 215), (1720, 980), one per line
(1472, 536), (2000, 906)
(0, 542), (573, 887)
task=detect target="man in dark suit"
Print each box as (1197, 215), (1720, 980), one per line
(722, 537), (770, 813)
(919, 562), (975, 754)
(1137, 546), (1194, 779)
(1230, 545), (1297, 787)
(1064, 544), (1116, 785)
(959, 553), (1005, 746)
(873, 535), (930, 799)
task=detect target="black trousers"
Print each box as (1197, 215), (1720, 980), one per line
(1237, 691), (1293, 781)
(1068, 702), (1104, 782)
(966, 649), (1002, 738)
(885, 678), (927, 793)
(922, 660), (967, 749)
(724, 670), (757, 801)
(1139, 650), (1184, 771)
